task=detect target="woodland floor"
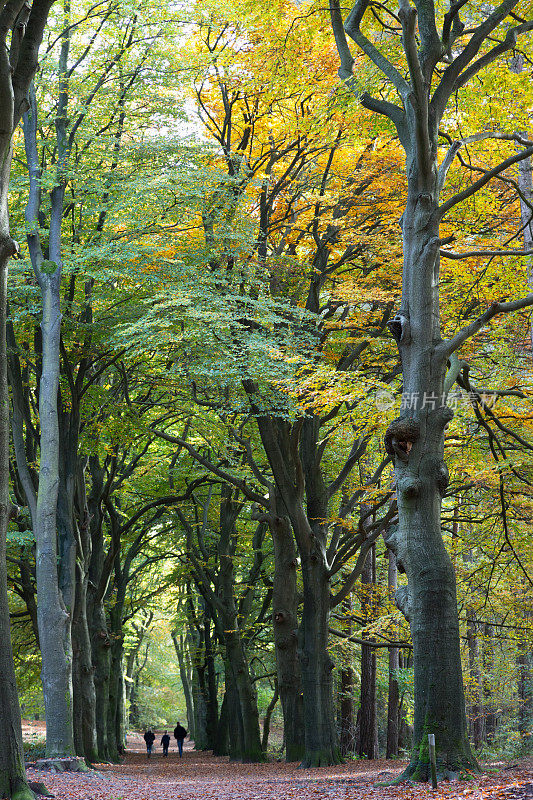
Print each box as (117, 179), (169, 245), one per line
(23, 726), (533, 800)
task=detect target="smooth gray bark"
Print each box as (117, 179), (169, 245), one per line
(386, 552), (399, 758)
(466, 615), (485, 748)
(268, 490), (305, 761)
(24, 72), (75, 756)
(0, 232), (34, 800)
(72, 468), (98, 763)
(358, 545), (378, 759)
(218, 489), (264, 762)
(338, 586), (355, 756)
(172, 632), (195, 740)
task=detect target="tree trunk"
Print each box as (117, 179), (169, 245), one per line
(466, 613), (485, 750)
(86, 456), (110, 760)
(213, 692), (229, 756)
(339, 661), (355, 756)
(89, 598), (111, 759)
(381, 158), (478, 778)
(359, 544), (378, 759)
(298, 549), (340, 766)
(0, 6), (59, 791)
(34, 280), (75, 757)
(0, 233), (33, 798)
(339, 587), (355, 756)
(107, 597), (125, 761)
(225, 663), (243, 761)
(191, 658), (208, 750)
(173, 633), (196, 740)
(72, 559), (98, 762)
(203, 613), (219, 748)
(224, 627), (264, 762)
(268, 494), (305, 761)
(71, 461), (98, 763)
(386, 552), (399, 759)
(24, 70), (75, 758)
(218, 487), (264, 762)
(261, 680), (279, 752)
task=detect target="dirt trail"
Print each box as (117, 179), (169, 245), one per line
(24, 733), (533, 800)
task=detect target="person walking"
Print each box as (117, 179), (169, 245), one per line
(143, 728), (156, 758)
(161, 730), (171, 757)
(173, 722), (187, 757)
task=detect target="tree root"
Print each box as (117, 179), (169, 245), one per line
(300, 747), (343, 768)
(396, 755), (481, 783)
(28, 781), (55, 797)
(10, 778), (37, 800)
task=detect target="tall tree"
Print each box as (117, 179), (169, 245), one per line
(330, 0), (533, 780)
(0, 0), (56, 794)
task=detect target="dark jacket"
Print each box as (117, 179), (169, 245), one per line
(144, 731), (155, 746)
(173, 725), (187, 741)
(161, 734), (171, 747)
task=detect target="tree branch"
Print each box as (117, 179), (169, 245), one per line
(441, 294), (533, 356)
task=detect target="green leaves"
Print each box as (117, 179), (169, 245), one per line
(40, 259), (59, 275)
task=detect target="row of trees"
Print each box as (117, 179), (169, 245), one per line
(0, 0), (533, 796)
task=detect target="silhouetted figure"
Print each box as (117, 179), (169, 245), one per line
(161, 731), (170, 756)
(173, 722), (187, 757)
(144, 728), (155, 758)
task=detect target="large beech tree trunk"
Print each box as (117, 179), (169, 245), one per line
(358, 545), (378, 759)
(172, 632), (196, 741)
(382, 181), (476, 779)
(72, 540), (98, 762)
(25, 57), (76, 756)
(298, 548), (339, 766)
(386, 552), (399, 758)
(218, 488), (264, 763)
(0, 235), (34, 799)
(338, 588), (355, 756)
(34, 278), (75, 757)
(249, 413), (340, 767)
(268, 491), (305, 761)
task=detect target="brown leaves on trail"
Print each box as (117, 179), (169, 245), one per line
(25, 738), (533, 800)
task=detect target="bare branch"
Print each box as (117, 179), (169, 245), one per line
(438, 146), (533, 217)
(344, 0), (410, 101)
(440, 246), (533, 260)
(441, 294), (533, 356)
(149, 426), (267, 506)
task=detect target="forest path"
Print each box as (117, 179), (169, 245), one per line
(25, 733), (533, 800)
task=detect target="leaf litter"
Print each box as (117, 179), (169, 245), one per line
(25, 734), (533, 800)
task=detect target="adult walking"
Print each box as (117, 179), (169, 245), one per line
(173, 722), (187, 757)
(161, 731), (171, 757)
(144, 728), (156, 758)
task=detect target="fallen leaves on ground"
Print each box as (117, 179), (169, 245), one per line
(25, 734), (533, 800)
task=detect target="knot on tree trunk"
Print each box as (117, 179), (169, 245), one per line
(324, 657), (335, 673)
(387, 311), (410, 344)
(383, 523), (407, 573)
(0, 235), (19, 259)
(395, 585), (411, 621)
(397, 475), (421, 498)
(426, 456), (449, 495)
(384, 417), (420, 462)
(432, 404), (454, 430)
